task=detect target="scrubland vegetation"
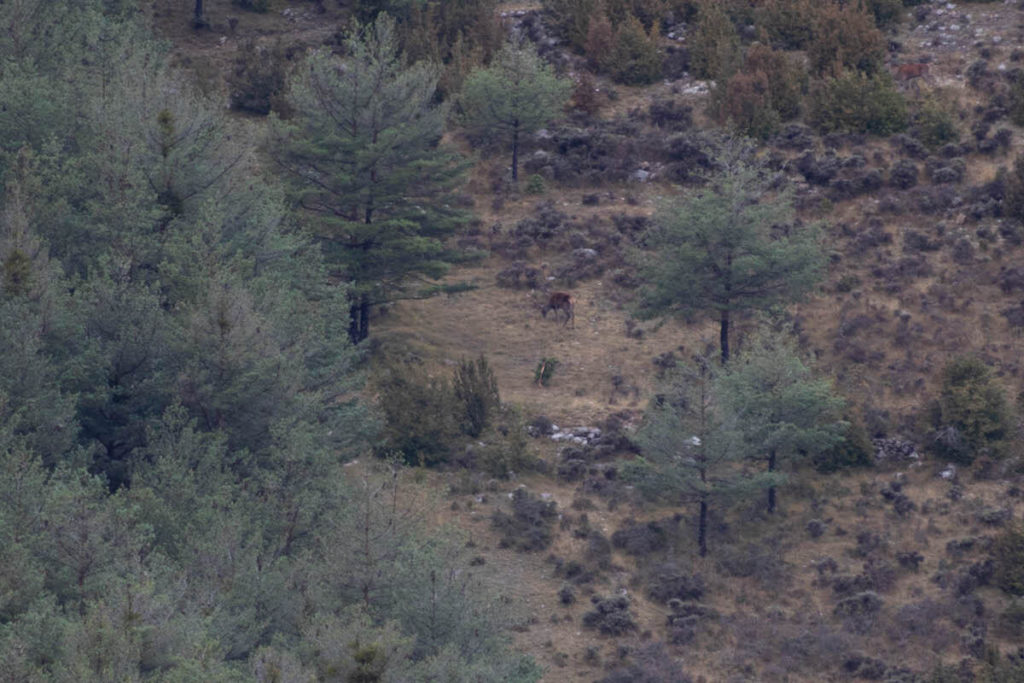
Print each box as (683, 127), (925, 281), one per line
(5, 0), (1024, 681)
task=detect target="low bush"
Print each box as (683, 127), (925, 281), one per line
(492, 488), (558, 551)
(993, 524), (1024, 596)
(913, 97), (960, 150)
(583, 595), (637, 635)
(928, 357), (1011, 465)
(375, 362), (459, 466)
(813, 416), (873, 473)
(454, 355), (500, 438)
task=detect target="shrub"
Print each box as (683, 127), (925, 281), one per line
(689, 0), (741, 80)
(534, 357), (559, 386)
(757, 0), (817, 50)
(583, 595), (637, 635)
(544, 0), (602, 51)
(864, 0), (904, 30)
(993, 524), (1024, 596)
(611, 519), (669, 556)
(375, 362), (459, 466)
(228, 40), (289, 116)
(807, 2), (886, 78)
(1004, 154), (1024, 224)
(813, 416), (874, 473)
(453, 355), (500, 437)
(809, 71), (908, 135)
(744, 43), (806, 121)
(608, 15), (662, 85)
(491, 488), (558, 551)
(929, 357), (1011, 465)
(524, 174), (546, 195)
(718, 71), (779, 139)
(914, 97), (960, 150)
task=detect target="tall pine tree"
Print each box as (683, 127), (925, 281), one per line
(272, 14), (469, 343)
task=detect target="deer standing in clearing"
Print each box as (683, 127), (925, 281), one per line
(541, 292), (575, 328)
(892, 62), (930, 92)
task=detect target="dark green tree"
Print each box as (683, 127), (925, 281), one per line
(716, 334), (845, 513)
(460, 38), (572, 182)
(634, 149), (825, 363)
(273, 14), (469, 343)
(929, 356), (1011, 465)
(625, 358), (756, 556)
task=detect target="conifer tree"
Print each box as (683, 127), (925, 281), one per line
(634, 147), (824, 363)
(716, 334), (845, 513)
(273, 14), (469, 343)
(627, 357), (754, 556)
(460, 38), (572, 182)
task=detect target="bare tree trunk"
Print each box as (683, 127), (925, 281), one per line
(193, 0), (206, 28)
(511, 120), (519, 182)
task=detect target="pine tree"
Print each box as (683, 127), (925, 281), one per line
(634, 147), (824, 363)
(716, 334), (845, 513)
(460, 38), (572, 182)
(272, 14), (469, 343)
(626, 357), (754, 556)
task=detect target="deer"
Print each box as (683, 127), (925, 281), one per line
(892, 62), (930, 92)
(541, 291), (575, 328)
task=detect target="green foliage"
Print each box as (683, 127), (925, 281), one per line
(634, 146), (825, 363)
(812, 415), (873, 473)
(914, 96), (960, 149)
(689, 0), (741, 81)
(0, 5), (539, 680)
(807, 2), (886, 77)
(717, 333), (846, 513)
(993, 524), (1024, 595)
(453, 355), (501, 437)
(864, 0), (904, 30)
(625, 359), (756, 555)
(809, 71), (908, 135)
(375, 363), (460, 466)
(534, 357), (560, 386)
(274, 15), (469, 343)
(929, 357), (1011, 465)
(460, 38), (572, 181)
(757, 0), (817, 50)
(744, 42), (806, 122)
(400, 0), (503, 97)
(543, 0), (603, 50)
(608, 15), (663, 85)
(525, 174), (546, 194)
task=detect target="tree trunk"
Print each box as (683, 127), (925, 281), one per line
(193, 0), (206, 28)
(767, 448), (777, 514)
(719, 309), (730, 364)
(511, 121), (519, 182)
(348, 295), (370, 344)
(698, 498), (708, 557)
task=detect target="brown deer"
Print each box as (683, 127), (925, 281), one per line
(541, 292), (575, 328)
(892, 62), (930, 91)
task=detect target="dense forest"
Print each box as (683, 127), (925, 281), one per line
(3, 0), (1024, 681)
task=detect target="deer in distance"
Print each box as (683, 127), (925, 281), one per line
(892, 62), (930, 91)
(541, 291), (575, 328)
